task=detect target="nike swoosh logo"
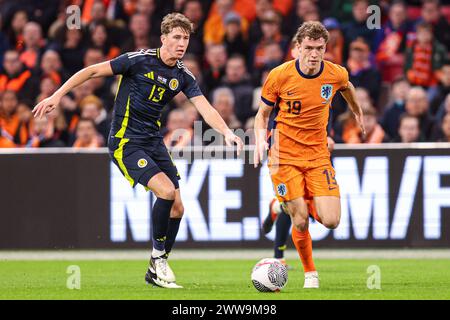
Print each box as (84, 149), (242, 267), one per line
(328, 187), (337, 190)
(287, 91), (294, 96)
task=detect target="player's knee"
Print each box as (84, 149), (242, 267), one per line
(155, 186), (176, 200)
(292, 215), (309, 231)
(171, 201), (184, 218)
(322, 215), (340, 229)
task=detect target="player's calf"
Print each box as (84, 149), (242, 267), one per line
(285, 199), (309, 232)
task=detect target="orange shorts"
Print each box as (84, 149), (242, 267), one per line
(269, 158), (340, 202)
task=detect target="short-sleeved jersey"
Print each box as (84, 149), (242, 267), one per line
(109, 48), (202, 141)
(261, 59), (348, 164)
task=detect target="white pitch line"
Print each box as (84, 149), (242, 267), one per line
(1, 249), (450, 261)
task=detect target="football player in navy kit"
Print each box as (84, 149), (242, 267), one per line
(33, 13), (244, 288)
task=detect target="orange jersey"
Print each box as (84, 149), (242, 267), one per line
(261, 59), (348, 164)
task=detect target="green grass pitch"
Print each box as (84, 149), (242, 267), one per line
(1, 259), (450, 299)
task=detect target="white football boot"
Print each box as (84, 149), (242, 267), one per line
(304, 271), (319, 288)
(150, 254), (176, 283)
(145, 267), (183, 288)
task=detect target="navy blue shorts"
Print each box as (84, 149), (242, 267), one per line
(108, 136), (180, 189)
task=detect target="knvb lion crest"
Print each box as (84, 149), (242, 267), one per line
(277, 183), (287, 197)
(321, 84), (333, 100)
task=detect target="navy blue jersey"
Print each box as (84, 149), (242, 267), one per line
(109, 48), (202, 140)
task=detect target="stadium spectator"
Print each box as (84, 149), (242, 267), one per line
(322, 18), (344, 65)
(50, 28), (85, 76)
(121, 13), (160, 52)
(0, 90), (28, 146)
(341, 0), (377, 55)
(223, 12), (249, 58)
(83, 0), (127, 44)
(262, 42), (285, 69)
(27, 116), (65, 148)
(203, 0), (249, 45)
(56, 80), (96, 140)
(181, 101), (200, 130)
(0, 49), (40, 103)
(430, 62), (450, 115)
(220, 54), (254, 124)
(403, 86), (436, 140)
(0, 131), (16, 147)
(39, 50), (67, 84)
(6, 10), (28, 50)
(84, 47), (106, 67)
(417, 0), (450, 51)
(182, 0), (206, 57)
(438, 112), (450, 142)
(375, 0), (414, 83)
(203, 43), (228, 96)
(248, 0), (274, 44)
(404, 22), (447, 88)
(82, 48), (114, 110)
(393, 113), (424, 142)
(302, 6), (320, 22)
(346, 38), (382, 106)
(354, 87), (373, 109)
(45, 105), (71, 146)
(204, 0), (258, 23)
(211, 87), (242, 131)
(16, 102), (33, 126)
(135, 0), (162, 39)
(73, 118), (103, 148)
(435, 93), (450, 124)
(163, 109), (194, 148)
(79, 95), (110, 143)
(88, 22), (120, 60)
(339, 104), (389, 143)
(182, 54), (207, 94)
(285, 0), (320, 38)
(2, 1), (447, 148)
(251, 9), (288, 73)
(36, 74), (60, 103)
(19, 22), (46, 70)
(0, 15), (8, 64)
(380, 77), (411, 138)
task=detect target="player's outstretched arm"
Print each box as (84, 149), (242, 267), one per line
(190, 95), (244, 155)
(253, 102), (272, 168)
(32, 61), (114, 118)
(339, 81), (366, 136)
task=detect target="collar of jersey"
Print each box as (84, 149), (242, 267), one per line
(295, 59), (324, 79)
(157, 48), (178, 69)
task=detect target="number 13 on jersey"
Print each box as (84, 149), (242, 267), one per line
(148, 84), (166, 102)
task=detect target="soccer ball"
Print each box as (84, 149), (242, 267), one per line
(251, 258), (288, 292)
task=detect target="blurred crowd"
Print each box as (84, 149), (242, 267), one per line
(0, 0), (450, 149)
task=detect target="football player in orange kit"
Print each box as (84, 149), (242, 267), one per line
(254, 21), (365, 288)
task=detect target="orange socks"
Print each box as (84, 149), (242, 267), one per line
(291, 227), (316, 273)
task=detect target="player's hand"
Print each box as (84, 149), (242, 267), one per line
(327, 137), (335, 152)
(224, 132), (244, 156)
(253, 139), (269, 168)
(32, 95), (61, 118)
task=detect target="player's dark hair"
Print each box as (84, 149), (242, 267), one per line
(294, 21), (329, 45)
(161, 13), (194, 35)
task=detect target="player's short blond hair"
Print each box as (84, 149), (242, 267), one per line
(294, 21), (329, 45)
(161, 13), (194, 35)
